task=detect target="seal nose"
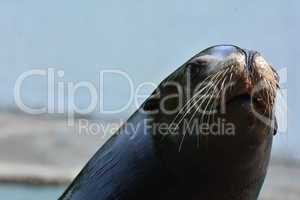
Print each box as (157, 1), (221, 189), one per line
(244, 50), (259, 74)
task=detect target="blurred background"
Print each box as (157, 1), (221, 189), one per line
(0, 0), (299, 199)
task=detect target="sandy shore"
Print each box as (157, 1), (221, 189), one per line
(0, 112), (298, 199)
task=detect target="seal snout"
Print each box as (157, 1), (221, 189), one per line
(247, 53), (278, 114)
(220, 50), (278, 116)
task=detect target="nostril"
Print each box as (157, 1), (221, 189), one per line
(246, 50), (259, 74)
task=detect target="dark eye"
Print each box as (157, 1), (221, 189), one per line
(186, 57), (208, 74)
(188, 57), (209, 68)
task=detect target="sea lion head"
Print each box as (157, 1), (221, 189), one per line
(143, 45), (279, 171)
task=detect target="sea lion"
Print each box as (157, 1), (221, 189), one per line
(59, 45), (279, 200)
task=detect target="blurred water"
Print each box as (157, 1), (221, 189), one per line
(0, 184), (64, 200)
(0, 1), (298, 159)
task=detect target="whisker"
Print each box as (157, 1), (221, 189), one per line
(187, 70), (226, 129)
(171, 72), (220, 124)
(174, 71), (223, 127)
(177, 70), (225, 151)
(194, 68), (231, 149)
(163, 71), (223, 142)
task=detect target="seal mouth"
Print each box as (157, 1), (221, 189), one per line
(220, 78), (277, 119)
(226, 93), (254, 105)
(223, 82), (268, 111)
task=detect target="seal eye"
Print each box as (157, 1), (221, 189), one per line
(189, 57), (209, 67)
(187, 57), (208, 74)
(187, 54), (221, 74)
